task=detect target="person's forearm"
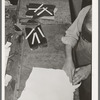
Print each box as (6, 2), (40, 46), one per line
(65, 45), (73, 61)
(62, 44), (75, 82)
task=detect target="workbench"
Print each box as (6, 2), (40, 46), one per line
(5, 0), (79, 100)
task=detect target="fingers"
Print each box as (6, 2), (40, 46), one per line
(72, 66), (91, 85)
(72, 69), (85, 85)
(68, 69), (75, 83)
(72, 73), (83, 85)
(75, 68), (80, 71)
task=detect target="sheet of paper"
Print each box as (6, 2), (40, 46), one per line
(18, 67), (80, 100)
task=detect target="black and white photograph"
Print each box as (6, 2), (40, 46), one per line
(4, 0), (98, 100)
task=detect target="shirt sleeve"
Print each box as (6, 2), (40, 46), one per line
(61, 6), (91, 48)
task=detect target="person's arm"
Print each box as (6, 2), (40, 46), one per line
(62, 45), (75, 83)
(62, 10), (80, 83)
(62, 6), (91, 83)
(72, 64), (91, 85)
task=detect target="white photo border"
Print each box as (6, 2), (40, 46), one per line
(2, 0), (98, 100)
(92, 0), (98, 100)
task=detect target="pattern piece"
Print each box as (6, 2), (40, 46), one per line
(25, 25), (47, 49)
(26, 3), (57, 19)
(18, 67), (80, 100)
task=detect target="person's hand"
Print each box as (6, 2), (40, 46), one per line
(62, 60), (75, 83)
(72, 65), (91, 85)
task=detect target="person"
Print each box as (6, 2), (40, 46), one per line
(61, 5), (92, 100)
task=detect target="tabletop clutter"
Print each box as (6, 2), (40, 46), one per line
(24, 3), (58, 50)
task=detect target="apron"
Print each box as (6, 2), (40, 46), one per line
(75, 36), (92, 67)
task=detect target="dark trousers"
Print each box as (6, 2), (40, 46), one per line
(79, 75), (91, 100)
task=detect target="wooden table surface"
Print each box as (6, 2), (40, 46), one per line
(5, 1), (80, 100)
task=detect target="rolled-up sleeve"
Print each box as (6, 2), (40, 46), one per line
(61, 6), (91, 48)
(61, 17), (79, 47)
